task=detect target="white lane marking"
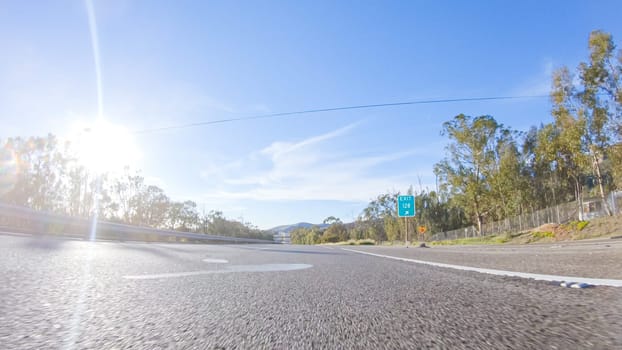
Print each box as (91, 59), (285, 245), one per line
(342, 248), (622, 287)
(233, 247), (273, 251)
(123, 263), (312, 280)
(202, 258), (229, 263)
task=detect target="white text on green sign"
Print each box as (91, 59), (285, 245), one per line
(398, 195), (415, 217)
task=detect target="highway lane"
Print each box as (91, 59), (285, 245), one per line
(347, 239), (622, 279)
(1, 235), (621, 349)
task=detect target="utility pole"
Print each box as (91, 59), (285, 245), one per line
(404, 216), (408, 245)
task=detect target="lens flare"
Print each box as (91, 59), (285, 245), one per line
(70, 119), (141, 174)
(0, 146), (18, 197)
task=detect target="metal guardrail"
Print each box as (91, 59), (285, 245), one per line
(0, 202), (273, 244)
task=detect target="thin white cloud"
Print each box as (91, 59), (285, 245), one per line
(198, 122), (433, 202)
(201, 176), (433, 202)
(260, 122), (360, 158)
(512, 58), (554, 96)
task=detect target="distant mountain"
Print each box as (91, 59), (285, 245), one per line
(269, 222), (329, 233)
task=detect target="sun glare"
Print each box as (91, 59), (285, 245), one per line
(70, 119), (141, 174)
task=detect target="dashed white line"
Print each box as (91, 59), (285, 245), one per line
(202, 258), (229, 263)
(123, 263), (313, 280)
(342, 248), (622, 287)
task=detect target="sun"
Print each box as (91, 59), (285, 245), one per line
(70, 119), (141, 174)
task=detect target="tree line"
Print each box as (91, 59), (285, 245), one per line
(2, 30), (620, 244)
(291, 30), (622, 244)
(0, 135), (271, 240)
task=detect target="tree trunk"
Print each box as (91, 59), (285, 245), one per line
(593, 153), (613, 216)
(476, 215), (483, 236)
(473, 196), (483, 236)
(574, 177), (584, 221)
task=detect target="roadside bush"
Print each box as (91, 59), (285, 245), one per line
(531, 231), (554, 239)
(335, 239), (375, 245)
(564, 220), (589, 232)
(430, 235), (508, 246)
(494, 233), (511, 244)
(575, 221), (589, 231)
(357, 239), (375, 245)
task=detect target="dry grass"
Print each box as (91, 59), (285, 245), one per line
(430, 215), (622, 245)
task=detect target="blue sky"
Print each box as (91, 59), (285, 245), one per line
(2, 0), (622, 228)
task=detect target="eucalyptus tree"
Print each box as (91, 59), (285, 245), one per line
(359, 192), (399, 241)
(576, 30), (619, 215)
(548, 68), (591, 218)
(129, 185), (170, 227)
(434, 114), (513, 234)
(1, 135), (70, 212)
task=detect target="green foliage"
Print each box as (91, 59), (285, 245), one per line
(2, 135), (70, 212)
(531, 231), (555, 239)
(568, 220), (589, 231)
(296, 30), (621, 243)
(3, 30), (621, 245)
(325, 239), (376, 246)
(357, 239), (375, 245)
(323, 221), (348, 242)
(428, 30), (622, 233)
(322, 216), (342, 225)
(290, 226), (322, 244)
(320, 226), (340, 243)
(576, 221), (589, 231)
(434, 114), (516, 233)
(609, 144), (622, 190)
(0, 135), (271, 240)
(545, 30), (621, 217)
(430, 234), (510, 246)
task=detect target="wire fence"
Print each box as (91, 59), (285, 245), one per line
(431, 191), (622, 241)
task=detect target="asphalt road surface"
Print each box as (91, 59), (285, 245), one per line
(2, 234), (621, 349)
(351, 239), (622, 279)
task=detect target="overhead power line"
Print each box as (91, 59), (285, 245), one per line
(132, 94), (549, 134)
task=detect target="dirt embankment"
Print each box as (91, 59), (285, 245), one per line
(515, 215), (622, 243)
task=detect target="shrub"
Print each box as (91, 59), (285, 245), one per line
(531, 231), (554, 239)
(493, 233), (511, 244)
(565, 220), (589, 231)
(575, 221), (589, 231)
(357, 239), (375, 245)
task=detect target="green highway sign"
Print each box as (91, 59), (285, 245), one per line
(397, 195), (415, 217)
